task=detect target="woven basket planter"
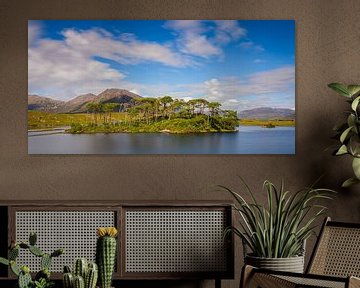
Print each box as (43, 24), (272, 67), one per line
(245, 254), (305, 273)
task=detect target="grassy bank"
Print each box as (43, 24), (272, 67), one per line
(28, 111), (126, 129)
(239, 119), (295, 127)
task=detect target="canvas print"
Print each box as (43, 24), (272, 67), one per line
(28, 20), (295, 154)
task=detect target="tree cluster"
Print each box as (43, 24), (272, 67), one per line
(84, 96), (239, 131)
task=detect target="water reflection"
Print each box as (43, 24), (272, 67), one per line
(28, 126), (295, 154)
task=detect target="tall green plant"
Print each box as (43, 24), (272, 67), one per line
(328, 83), (360, 187)
(221, 179), (334, 258)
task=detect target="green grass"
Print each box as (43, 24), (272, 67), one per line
(28, 111), (127, 129)
(239, 119), (295, 127)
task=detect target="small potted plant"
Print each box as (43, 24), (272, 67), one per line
(328, 83), (360, 187)
(221, 179), (334, 273)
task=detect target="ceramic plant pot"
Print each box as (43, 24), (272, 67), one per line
(245, 254), (305, 273)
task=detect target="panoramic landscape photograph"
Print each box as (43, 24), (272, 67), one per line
(28, 20), (295, 154)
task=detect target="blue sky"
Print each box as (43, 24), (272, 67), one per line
(28, 20), (295, 111)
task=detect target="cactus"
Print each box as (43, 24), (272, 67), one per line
(0, 232), (64, 288)
(63, 272), (74, 288)
(74, 258), (88, 279)
(9, 246), (19, 260)
(96, 227), (118, 288)
(51, 248), (64, 257)
(29, 232), (37, 246)
(41, 253), (52, 270)
(63, 260), (98, 288)
(74, 275), (85, 288)
(19, 270), (32, 288)
(29, 245), (44, 257)
(10, 260), (20, 276)
(85, 263), (98, 288)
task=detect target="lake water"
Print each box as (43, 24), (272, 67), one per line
(28, 126), (295, 154)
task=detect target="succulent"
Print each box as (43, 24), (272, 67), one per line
(74, 258), (88, 280)
(0, 232), (64, 288)
(63, 260), (98, 288)
(85, 262), (98, 288)
(74, 275), (85, 288)
(19, 268), (32, 288)
(96, 227), (118, 288)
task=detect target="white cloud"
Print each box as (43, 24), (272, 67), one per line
(213, 20), (247, 44)
(28, 26), (193, 99)
(178, 66), (295, 111)
(61, 28), (191, 67)
(164, 20), (247, 58)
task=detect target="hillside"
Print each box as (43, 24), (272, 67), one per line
(28, 95), (65, 113)
(239, 107), (295, 120)
(56, 93), (97, 113)
(28, 89), (142, 113)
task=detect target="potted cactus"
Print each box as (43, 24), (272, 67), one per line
(96, 227), (118, 288)
(0, 232), (64, 288)
(62, 258), (98, 288)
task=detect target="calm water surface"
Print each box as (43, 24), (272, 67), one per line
(28, 126), (295, 154)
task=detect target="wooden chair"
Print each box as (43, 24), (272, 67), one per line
(241, 217), (360, 288)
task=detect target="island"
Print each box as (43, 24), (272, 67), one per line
(28, 89), (295, 134)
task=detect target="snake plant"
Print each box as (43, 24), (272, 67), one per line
(328, 83), (360, 187)
(221, 179), (335, 258)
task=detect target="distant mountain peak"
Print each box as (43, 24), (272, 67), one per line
(239, 107), (295, 120)
(28, 88), (142, 113)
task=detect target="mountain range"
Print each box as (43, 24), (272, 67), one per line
(28, 89), (141, 113)
(238, 107), (295, 120)
(28, 89), (295, 119)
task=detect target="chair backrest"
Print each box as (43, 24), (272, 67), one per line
(307, 217), (360, 277)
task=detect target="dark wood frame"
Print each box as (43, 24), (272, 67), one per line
(0, 201), (234, 284)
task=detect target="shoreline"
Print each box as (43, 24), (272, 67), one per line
(27, 125), (295, 135)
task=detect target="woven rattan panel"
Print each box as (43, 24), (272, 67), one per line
(15, 211), (115, 272)
(310, 226), (360, 277)
(125, 210), (227, 273)
(277, 275), (345, 288)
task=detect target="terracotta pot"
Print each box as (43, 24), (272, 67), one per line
(245, 254), (304, 273)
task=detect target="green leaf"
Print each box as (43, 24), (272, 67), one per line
(340, 126), (353, 143)
(342, 177), (360, 188)
(347, 85), (360, 97)
(352, 157), (360, 179)
(328, 83), (351, 97)
(352, 96), (360, 111)
(348, 135), (360, 156)
(0, 257), (9, 266)
(336, 144), (348, 155)
(347, 114), (356, 128)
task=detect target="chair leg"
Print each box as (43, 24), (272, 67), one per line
(215, 278), (221, 288)
(240, 265), (255, 288)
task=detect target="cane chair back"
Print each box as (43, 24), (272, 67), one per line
(307, 217), (360, 278)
